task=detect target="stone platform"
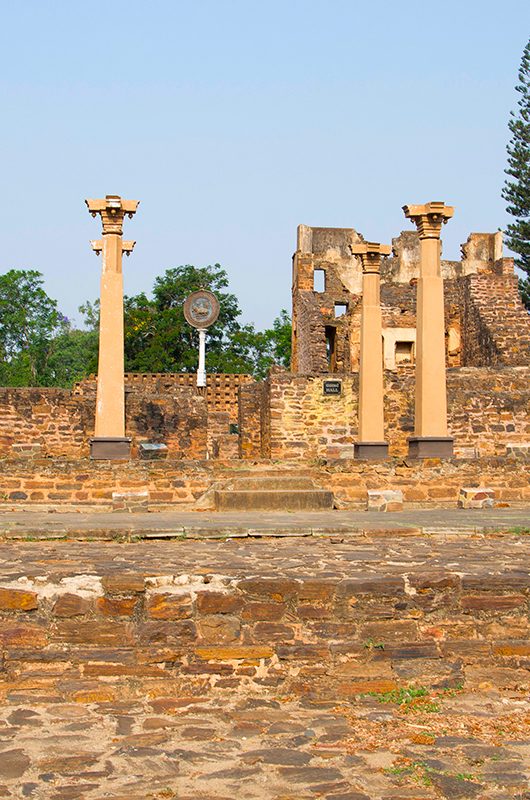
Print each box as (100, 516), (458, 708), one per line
(0, 520), (529, 798)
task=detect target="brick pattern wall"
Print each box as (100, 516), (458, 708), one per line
(0, 389), (92, 458)
(0, 457), (529, 508)
(75, 373), (254, 422)
(0, 388), (208, 460)
(238, 383), (265, 458)
(460, 275), (530, 366)
(1, 544), (529, 701)
(247, 367), (530, 460)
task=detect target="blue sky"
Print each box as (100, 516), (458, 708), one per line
(0, 1), (528, 329)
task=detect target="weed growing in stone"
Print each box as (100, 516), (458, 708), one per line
(363, 637), (385, 650)
(365, 685), (440, 713)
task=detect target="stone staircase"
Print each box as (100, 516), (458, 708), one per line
(214, 472), (334, 511)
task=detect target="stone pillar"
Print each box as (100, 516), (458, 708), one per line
(403, 201), (454, 458)
(351, 242), (391, 459)
(86, 195), (139, 459)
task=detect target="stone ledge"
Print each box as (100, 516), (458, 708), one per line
(458, 487), (495, 509)
(367, 490), (403, 512)
(112, 490), (149, 512)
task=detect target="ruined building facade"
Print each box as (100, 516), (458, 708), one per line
(291, 226), (530, 373)
(0, 223), (529, 466)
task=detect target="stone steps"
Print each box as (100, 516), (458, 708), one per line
(230, 476), (316, 491)
(214, 488), (334, 511)
(215, 472), (334, 511)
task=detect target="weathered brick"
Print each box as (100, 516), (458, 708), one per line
(197, 615), (241, 644)
(338, 679), (398, 695)
(195, 646), (274, 661)
(0, 587), (38, 611)
(51, 620), (134, 646)
(252, 622), (296, 641)
(96, 596), (137, 617)
(461, 594), (527, 610)
(196, 592), (243, 615)
(493, 641), (530, 657)
(237, 578), (299, 602)
(337, 576), (405, 597)
(146, 593), (192, 620)
(52, 593), (91, 617)
(137, 620), (197, 646)
(0, 623), (47, 649)
(241, 601), (287, 621)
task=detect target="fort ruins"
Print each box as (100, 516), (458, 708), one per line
(0, 195), (529, 511)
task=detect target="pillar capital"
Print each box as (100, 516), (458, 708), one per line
(351, 242), (391, 273)
(85, 195), (139, 236)
(90, 240), (136, 257)
(402, 202), (454, 239)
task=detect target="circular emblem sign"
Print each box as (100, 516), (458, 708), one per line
(183, 290), (220, 329)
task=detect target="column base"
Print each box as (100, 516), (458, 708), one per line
(407, 436), (454, 459)
(354, 441), (389, 460)
(90, 437), (132, 460)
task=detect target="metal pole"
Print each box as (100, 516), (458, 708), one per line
(197, 328), (206, 387)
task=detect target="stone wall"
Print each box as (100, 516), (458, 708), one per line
(291, 224), (529, 375)
(0, 387), (208, 460)
(460, 274), (530, 367)
(0, 374), (257, 459)
(75, 373), (254, 422)
(240, 367), (530, 461)
(238, 383), (265, 458)
(1, 534), (529, 703)
(1, 456), (528, 509)
(0, 388), (92, 459)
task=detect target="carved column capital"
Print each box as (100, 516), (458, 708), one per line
(402, 202), (454, 239)
(90, 239), (136, 257)
(85, 195), (139, 236)
(351, 242), (391, 273)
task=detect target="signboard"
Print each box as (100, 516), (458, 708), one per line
(323, 380), (342, 396)
(183, 290), (220, 329)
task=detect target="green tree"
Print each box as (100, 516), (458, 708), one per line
(502, 38), (530, 308)
(43, 327), (98, 387)
(80, 264), (292, 378)
(0, 269), (66, 386)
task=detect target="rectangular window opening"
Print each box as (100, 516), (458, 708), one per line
(313, 269), (326, 292)
(325, 325), (337, 372)
(334, 303), (348, 317)
(395, 341), (414, 364)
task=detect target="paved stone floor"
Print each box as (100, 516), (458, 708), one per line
(0, 506), (528, 541)
(0, 687), (529, 799)
(0, 527), (528, 581)
(0, 512), (529, 798)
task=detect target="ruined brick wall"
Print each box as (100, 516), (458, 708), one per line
(238, 383), (265, 458)
(1, 533), (529, 703)
(0, 387), (208, 460)
(292, 225), (528, 374)
(125, 391), (207, 459)
(460, 274), (530, 367)
(257, 367), (530, 460)
(1, 455), (529, 508)
(0, 388), (92, 458)
(75, 373), (254, 423)
(291, 227), (364, 374)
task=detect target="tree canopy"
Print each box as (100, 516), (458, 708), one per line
(0, 270), (68, 385)
(0, 264), (291, 387)
(502, 38), (530, 308)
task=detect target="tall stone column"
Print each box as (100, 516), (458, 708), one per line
(403, 201), (454, 458)
(86, 195), (139, 459)
(351, 242), (391, 459)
